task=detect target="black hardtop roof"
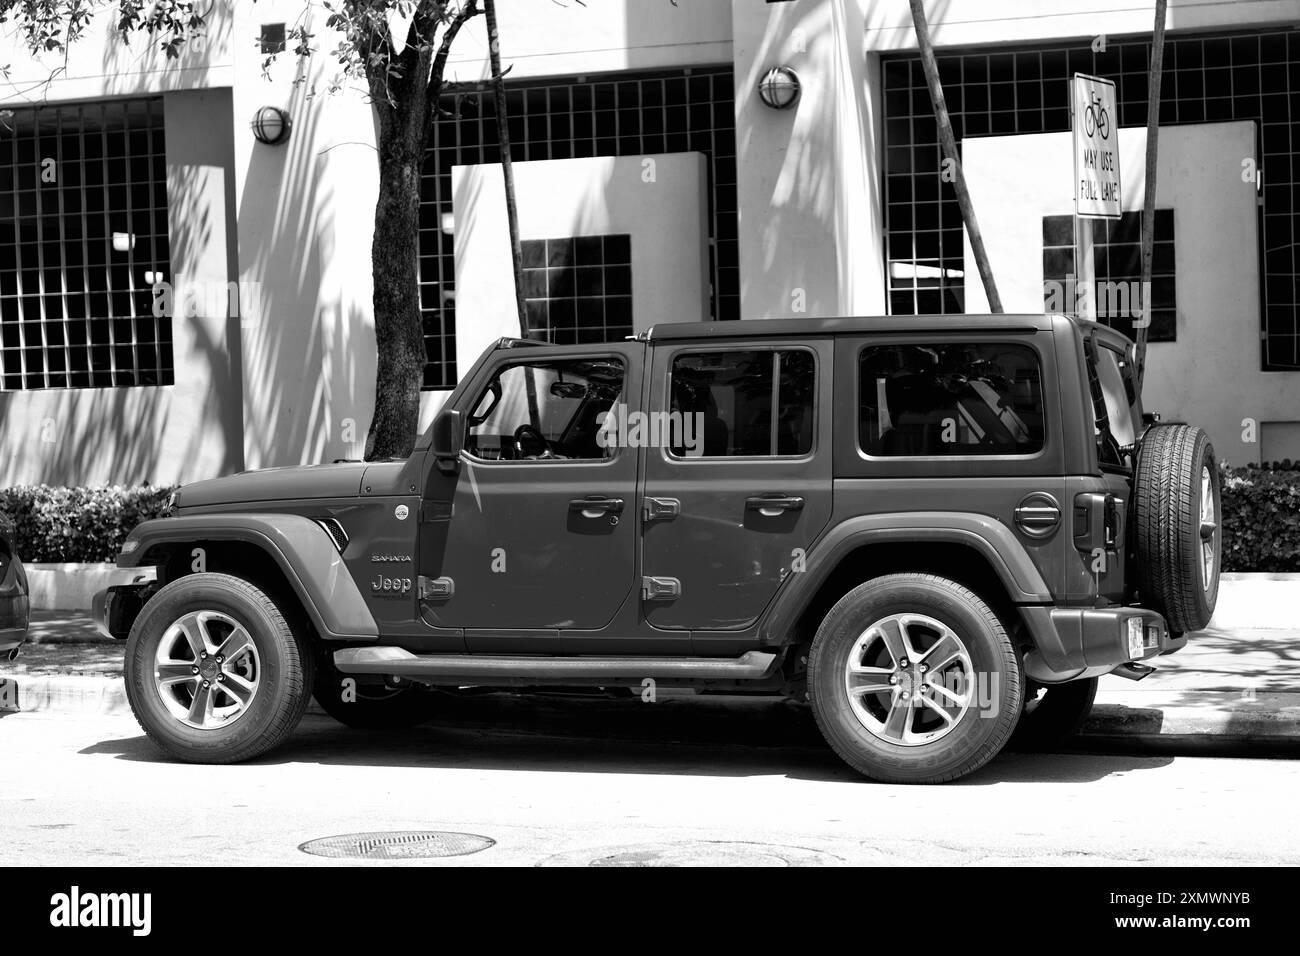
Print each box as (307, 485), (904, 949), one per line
(638, 313), (1066, 341)
(490, 314), (1134, 351)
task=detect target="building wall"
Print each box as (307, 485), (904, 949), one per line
(0, 87), (242, 486)
(731, 0), (888, 322)
(0, 0), (235, 103)
(228, 2), (380, 468)
(962, 122), (1279, 466)
(869, 8), (1300, 463)
(2, 0), (1298, 485)
(451, 153), (710, 376)
(861, 0), (1298, 50)
(442, 0), (733, 80)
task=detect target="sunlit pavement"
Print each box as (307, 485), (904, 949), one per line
(3, 703), (1298, 867)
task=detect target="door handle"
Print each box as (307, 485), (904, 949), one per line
(569, 496), (625, 518)
(745, 494), (804, 516)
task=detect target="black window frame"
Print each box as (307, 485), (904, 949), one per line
(663, 344), (818, 462)
(461, 353), (628, 465)
(855, 340), (1049, 460)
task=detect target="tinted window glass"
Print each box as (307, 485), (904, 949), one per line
(670, 349), (814, 457)
(859, 343), (1044, 456)
(465, 357), (624, 461)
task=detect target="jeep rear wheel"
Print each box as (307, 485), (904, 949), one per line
(124, 573), (313, 764)
(807, 574), (1023, 784)
(1008, 678), (1098, 752)
(1134, 423), (1221, 632)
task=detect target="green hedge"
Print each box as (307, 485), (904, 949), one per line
(0, 485), (175, 563)
(1220, 465), (1300, 572)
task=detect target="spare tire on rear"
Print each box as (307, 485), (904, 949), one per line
(1132, 423), (1221, 632)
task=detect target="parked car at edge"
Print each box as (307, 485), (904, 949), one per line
(0, 512), (31, 662)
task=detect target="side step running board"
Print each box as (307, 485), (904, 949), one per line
(333, 647), (779, 682)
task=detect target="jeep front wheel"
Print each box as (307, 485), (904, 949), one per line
(807, 574), (1023, 784)
(124, 573), (313, 764)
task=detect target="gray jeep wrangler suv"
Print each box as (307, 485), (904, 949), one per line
(96, 314), (1220, 783)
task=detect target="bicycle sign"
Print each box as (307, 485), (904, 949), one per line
(1072, 73), (1121, 219)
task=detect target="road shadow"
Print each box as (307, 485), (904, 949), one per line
(80, 691), (1176, 784)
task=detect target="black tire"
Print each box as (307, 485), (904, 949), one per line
(124, 573), (314, 764)
(312, 652), (439, 730)
(1008, 678), (1098, 752)
(807, 574), (1023, 784)
(1134, 423), (1221, 632)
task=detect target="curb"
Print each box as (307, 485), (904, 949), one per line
(4, 674), (1299, 745)
(1086, 693), (1300, 737)
(0, 674), (131, 716)
(0, 674), (330, 718)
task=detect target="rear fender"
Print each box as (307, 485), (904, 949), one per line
(758, 512), (1053, 645)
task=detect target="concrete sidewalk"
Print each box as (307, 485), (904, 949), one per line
(1090, 623), (1300, 740)
(3, 612), (1299, 744)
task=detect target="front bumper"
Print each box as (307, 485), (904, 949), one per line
(1020, 605), (1181, 684)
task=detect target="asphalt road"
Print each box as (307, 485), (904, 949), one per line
(3, 696), (1297, 867)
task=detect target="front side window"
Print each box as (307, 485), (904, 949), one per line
(859, 343), (1044, 457)
(669, 349), (815, 458)
(465, 356), (624, 461)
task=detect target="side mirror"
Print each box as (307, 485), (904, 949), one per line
(432, 409), (464, 473)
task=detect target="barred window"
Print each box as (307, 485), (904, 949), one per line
(882, 30), (1300, 369)
(521, 234), (632, 345)
(425, 67), (739, 389)
(1042, 210), (1177, 341)
(0, 98), (172, 390)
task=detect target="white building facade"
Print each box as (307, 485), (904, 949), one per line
(1, 0), (1297, 484)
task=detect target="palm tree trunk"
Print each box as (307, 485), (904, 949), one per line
(484, 0), (528, 338)
(1136, 0), (1168, 388)
(908, 0), (1002, 313)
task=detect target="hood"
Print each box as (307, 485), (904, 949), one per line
(177, 462), (372, 509)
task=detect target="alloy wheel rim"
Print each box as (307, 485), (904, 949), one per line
(154, 610), (261, 730)
(1200, 465), (1218, 591)
(843, 612), (975, 747)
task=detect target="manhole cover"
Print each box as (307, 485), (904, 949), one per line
(540, 841), (842, 867)
(299, 830), (495, 860)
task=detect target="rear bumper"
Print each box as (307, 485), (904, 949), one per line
(1020, 604), (1178, 684)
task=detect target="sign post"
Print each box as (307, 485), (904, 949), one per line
(1071, 73), (1121, 321)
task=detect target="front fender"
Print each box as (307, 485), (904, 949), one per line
(118, 513), (378, 641)
(757, 511), (1053, 645)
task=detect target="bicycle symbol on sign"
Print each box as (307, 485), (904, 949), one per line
(1083, 90), (1111, 140)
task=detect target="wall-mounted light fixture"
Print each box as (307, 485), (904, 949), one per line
(757, 66), (801, 110)
(251, 106), (292, 145)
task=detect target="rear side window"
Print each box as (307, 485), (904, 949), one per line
(859, 343), (1044, 457)
(669, 349), (815, 457)
(1088, 342), (1138, 469)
